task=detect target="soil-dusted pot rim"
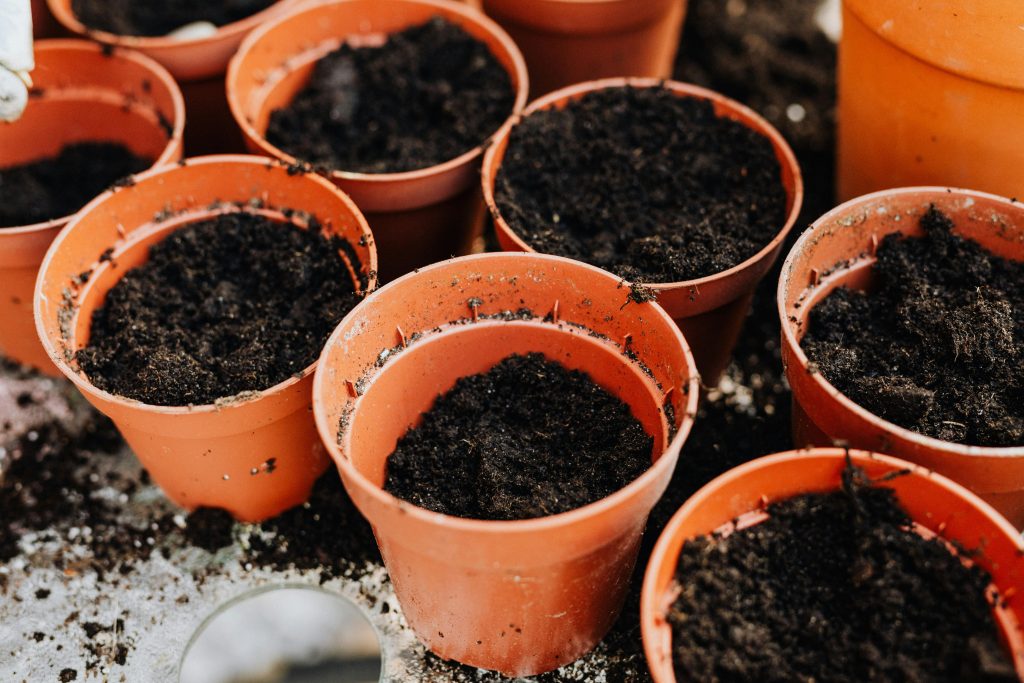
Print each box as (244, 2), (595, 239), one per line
(35, 154), (378, 416)
(226, 0), (529, 187)
(313, 251), (700, 534)
(778, 186), (1024, 462)
(1, 39), (185, 238)
(482, 77), (803, 308)
(640, 448), (1024, 682)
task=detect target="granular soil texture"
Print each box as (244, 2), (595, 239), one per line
(669, 465), (1016, 683)
(77, 212), (361, 406)
(71, 0), (278, 36)
(802, 206), (1024, 447)
(493, 86), (788, 284)
(0, 142), (151, 228)
(266, 18), (515, 174)
(383, 353), (653, 520)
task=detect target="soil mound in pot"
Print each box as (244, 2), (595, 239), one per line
(70, 0), (279, 36)
(0, 143), (152, 228)
(493, 86), (787, 283)
(802, 206), (1024, 447)
(383, 353), (653, 520)
(77, 212), (362, 407)
(668, 464), (1016, 682)
(265, 17), (515, 174)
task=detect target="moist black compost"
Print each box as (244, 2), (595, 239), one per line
(71, 0), (278, 37)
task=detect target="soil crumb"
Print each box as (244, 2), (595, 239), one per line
(184, 508), (235, 552)
(71, 0), (278, 36)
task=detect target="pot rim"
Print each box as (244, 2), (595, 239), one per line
(225, 0), (530, 186)
(313, 251), (701, 534)
(34, 153), (378, 415)
(481, 76), (804, 293)
(778, 185), (1024, 459)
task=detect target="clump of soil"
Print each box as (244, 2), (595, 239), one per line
(669, 465), (1016, 682)
(266, 17), (515, 174)
(71, 0), (278, 36)
(493, 86), (787, 283)
(184, 508), (235, 552)
(383, 353), (653, 520)
(802, 206), (1024, 447)
(77, 212), (361, 407)
(0, 143), (152, 228)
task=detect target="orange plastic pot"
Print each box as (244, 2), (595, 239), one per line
(779, 187), (1024, 528)
(0, 39), (184, 374)
(838, 1), (1024, 201)
(46, 0), (299, 154)
(483, 78), (803, 386)
(641, 448), (1024, 682)
(482, 0), (686, 98)
(227, 0), (529, 284)
(34, 155), (377, 522)
(313, 252), (699, 676)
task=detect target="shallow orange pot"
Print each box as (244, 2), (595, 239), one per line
(641, 448), (1024, 682)
(313, 252), (699, 676)
(0, 39), (184, 374)
(46, 0), (299, 153)
(483, 78), (803, 386)
(778, 187), (1024, 528)
(482, 0), (686, 98)
(838, 1), (1024, 200)
(227, 0), (529, 284)
(34, 155), (377, 522)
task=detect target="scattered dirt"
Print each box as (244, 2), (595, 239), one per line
(184, 508), (235, 552)
(77, 212), (362, 406)
(267, 17), (515, 174)
(0, 142), (152, 228)
(383, 353), (653, 520)
(803, 206), (1024, 447)
(71, 0), (278, 36)
(669, 464), (1016, 682)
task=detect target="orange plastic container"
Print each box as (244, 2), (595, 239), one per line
(483, 78), (803, 386)
(313, 252), (699, 676)
(779, 187), (1024, 528)
(46, 0), (299, 153)
(838, 1), (1024, 201)
(34, 155), (377, 522)
(641, 449), (1024, 682)
(0, 40), (184, 374)
(482, 0), (686, 97)
(227, 0), (529, 283)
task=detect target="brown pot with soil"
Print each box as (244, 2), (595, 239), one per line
(0, 39), (184, 374)
(779, 187), (1024, 528)
(34, 155), (377, 522)
(482, 0), (686, 98)
(641, 449), (1024, 682)
(46, 0), (299, 153)
(482, 78), (803, 386)
(226, 0), (529, 284)
(312, 252), (699, 676)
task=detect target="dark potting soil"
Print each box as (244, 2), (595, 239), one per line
(184, 508), (235, 552)
(71, 0), (278, 36)
(265, 18), (515, 174)
(802, 207), (1024, 447)
(0, 142), (152, 228)
(669, 465), (1016, 683)
(493, 86), (788, 284)
(77, 212), (361, 407)
(383, 353), (653, 521)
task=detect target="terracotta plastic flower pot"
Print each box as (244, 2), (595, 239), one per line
(779, 187), (1024, 528)
(483, 78), (803, 386)
(838, 1), (1024, 201)
(227, 0), (529, 284)
(0, 39), (184, 374)
(482, 0), (686, 98)
(34, 155), (377, 522)
(312, 252), (699, 676)
(641, 448), (1024, 682)
(46, 0), (299, 154)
